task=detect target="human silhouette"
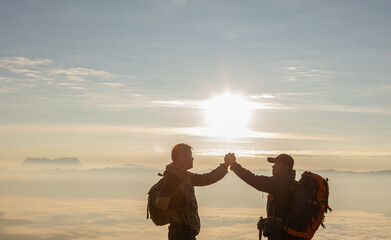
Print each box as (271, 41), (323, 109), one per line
(155, 143), (232, 240)
(225, 153), (305, 240)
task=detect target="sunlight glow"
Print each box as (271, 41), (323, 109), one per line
(202, 92), (253, 138)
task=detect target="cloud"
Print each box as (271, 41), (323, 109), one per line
(150, 100), (199, 107)
(0, 166), (390, 239)
(48, 67), (111, 82)
(0, 57), (52, 67)
(0, 233), (42, 240)
(250, 92), (391, 115)
(101, 82), (125, 87)
(0, 124), (342, 142)
(0, 197), (166, 240)
(46, 67), (113, 89)
(0, 213), (31, 227)
(194, 148), (391, 159)
(0, 56), (143, 111)
(48, 68), (111, 77)
(0, 59), (293, 112)
(288, 103), (391, 115)
(183, 127), (278, 139)
(278, 61), (328, 82)
(0, 57), (122, 93)
(58, 82), (84, 90)
(0, 57), (53, 82)
(0, 57), (145, 112)
(183, 126), (339, 141)
(151, 96), (289, 110)
(1, 196), (390, 240)
(250, 94), (274, 99)
(0, 124), (185, 136)
(0, 86), (16, 93)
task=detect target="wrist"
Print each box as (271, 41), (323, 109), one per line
(229, 161), (239, 170)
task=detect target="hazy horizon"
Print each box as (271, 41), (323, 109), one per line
(6, 157), (391, 173)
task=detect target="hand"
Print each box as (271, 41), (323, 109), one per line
(224, 152), (236, 166)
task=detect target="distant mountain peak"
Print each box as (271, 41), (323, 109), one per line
(21, 157), (82, 169)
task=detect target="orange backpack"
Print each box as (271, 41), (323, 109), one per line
(285, 171), (332, 239)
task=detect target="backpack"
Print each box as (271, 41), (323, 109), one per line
(146, 173), (180, 226)
(285, 171), (332, 239)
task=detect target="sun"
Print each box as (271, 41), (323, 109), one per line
(203, 92), (252, 137)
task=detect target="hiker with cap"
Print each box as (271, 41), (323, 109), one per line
(225, 153), (304, 240)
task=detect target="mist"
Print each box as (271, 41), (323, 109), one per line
(0, 164), (390, 239)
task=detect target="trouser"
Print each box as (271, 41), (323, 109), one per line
(268, 237), (282, 240)
(268, 235), (306, 240)
(267, 233), (286, 240)
(261, 217), (305, 240)
(168, 222), (196, 240)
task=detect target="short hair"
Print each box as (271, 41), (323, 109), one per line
(171, 143), (192, 162)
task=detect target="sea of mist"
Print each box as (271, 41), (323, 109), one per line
(0, 164), (390, 239)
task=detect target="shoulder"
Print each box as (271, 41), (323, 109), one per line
(157, 172), (184, 196)
(271, 175), (296, 190)
(164, 171), (183, 183)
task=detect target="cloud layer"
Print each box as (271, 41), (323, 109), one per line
(0, 196), (390, 240)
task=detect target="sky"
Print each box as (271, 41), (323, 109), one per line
(0, 0), (391, 171)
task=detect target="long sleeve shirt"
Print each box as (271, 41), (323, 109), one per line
(155, 162), (228, 235)
(230, 162), (296, 220)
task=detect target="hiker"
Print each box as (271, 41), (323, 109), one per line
(224, 153), (305, 240)
(155, 143), (231, 240)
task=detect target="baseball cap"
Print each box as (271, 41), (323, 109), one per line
(267, 154), (294, 169)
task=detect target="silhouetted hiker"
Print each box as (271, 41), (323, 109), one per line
(225, 153), (305, 240)
(155, 143), (231, 240)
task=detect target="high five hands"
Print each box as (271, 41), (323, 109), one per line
(224, 152), (236, 166)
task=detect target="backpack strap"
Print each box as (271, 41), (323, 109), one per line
(324, 178), (333, 213)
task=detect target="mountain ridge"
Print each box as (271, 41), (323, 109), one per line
(21, 157), (82, 169)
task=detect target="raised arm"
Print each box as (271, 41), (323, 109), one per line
(230, 162), (276, 193)
(190, 163), (229, 186)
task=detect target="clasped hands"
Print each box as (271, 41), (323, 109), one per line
(224, 152), (236, 166)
